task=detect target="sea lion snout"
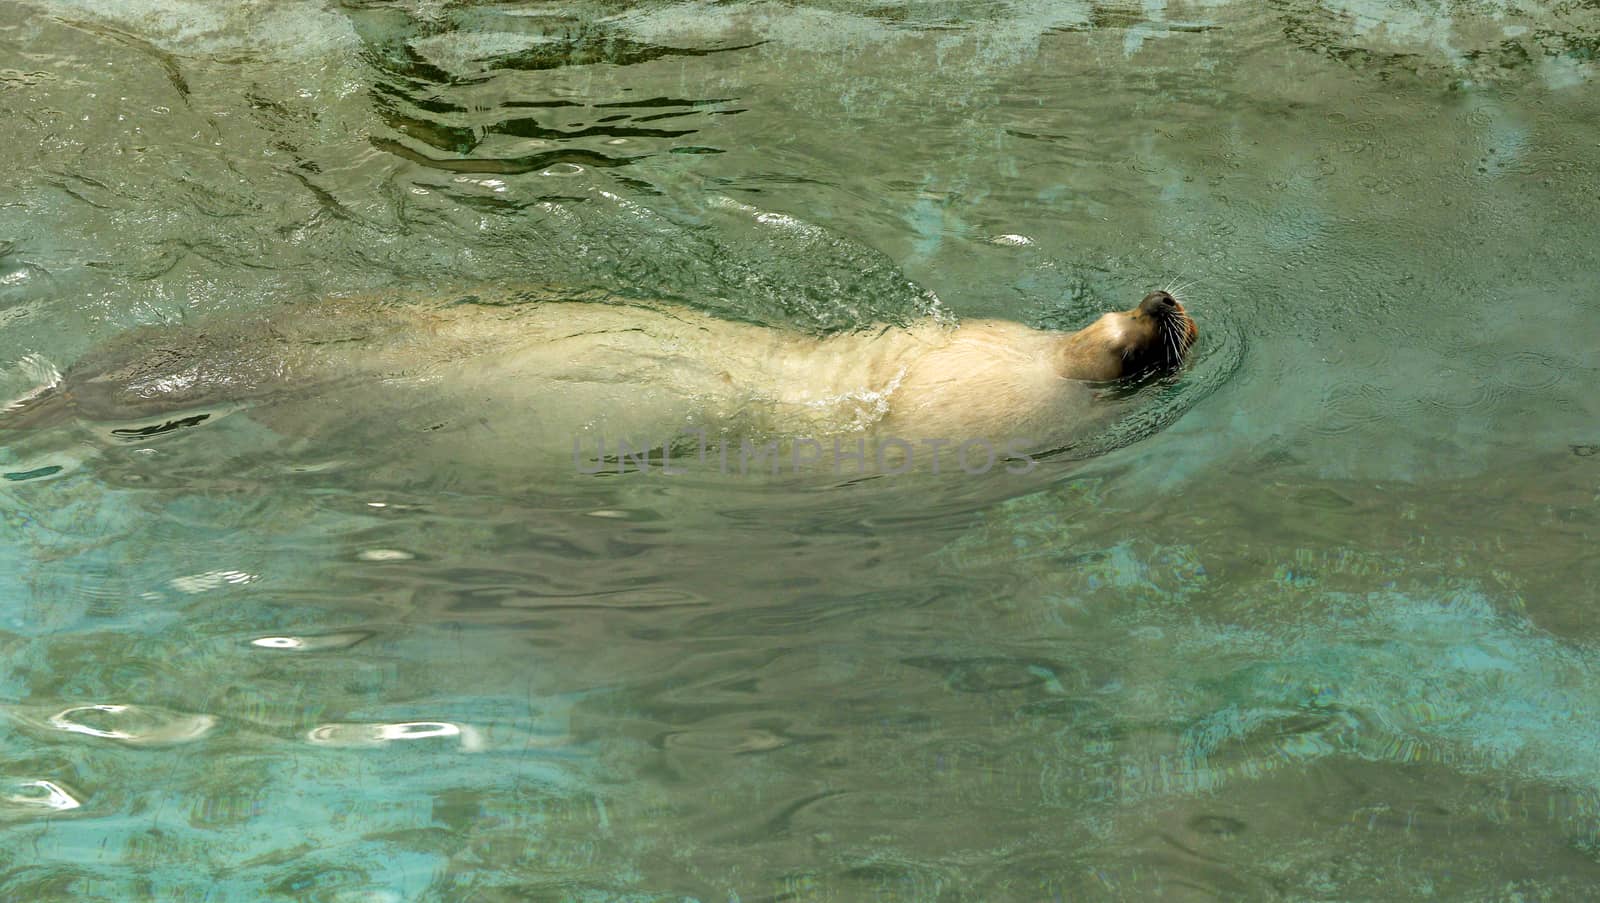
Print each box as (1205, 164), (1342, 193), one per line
(1121, 289), (1198, 374)
(1136, 290), (1198, 352)
(1138, 291), (1179, 316)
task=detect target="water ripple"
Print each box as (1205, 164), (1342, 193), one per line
(30, 703), (215, 746)
(0, 780), (83, 819)
(307, 720), (484, 751)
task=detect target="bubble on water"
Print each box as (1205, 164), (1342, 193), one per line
(0, 780), (82, 818)
(249, 632), (372, 651)
(42, 703), (215, 745)
(307, 720), (483, 751)
(356, 549), (414, 562)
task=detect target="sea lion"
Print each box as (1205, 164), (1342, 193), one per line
(2, 286), (1196, 475)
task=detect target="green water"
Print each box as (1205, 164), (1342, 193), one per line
(2, 0), (1600, 899)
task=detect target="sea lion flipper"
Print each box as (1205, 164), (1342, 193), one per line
(0, 354), (70, 431)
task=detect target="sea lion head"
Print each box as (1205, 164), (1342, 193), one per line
(1054, 290), (1198, 382)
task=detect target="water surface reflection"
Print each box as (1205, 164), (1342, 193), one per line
(2, 0), (1599, 898)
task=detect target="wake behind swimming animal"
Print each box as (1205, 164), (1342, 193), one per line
(2, 287), (1197, 475)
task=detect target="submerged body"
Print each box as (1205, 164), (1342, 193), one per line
(4, 286), (1195, 473)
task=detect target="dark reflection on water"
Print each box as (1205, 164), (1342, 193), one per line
(348, 4), (753, 177)
(3, 0), (1600, 899)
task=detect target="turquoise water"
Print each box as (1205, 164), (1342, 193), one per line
(3, 0), (1600, 898)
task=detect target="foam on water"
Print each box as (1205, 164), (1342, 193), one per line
(23, 0), (359, 57)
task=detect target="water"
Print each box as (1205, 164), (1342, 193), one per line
(2, 0), (1599, 898)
